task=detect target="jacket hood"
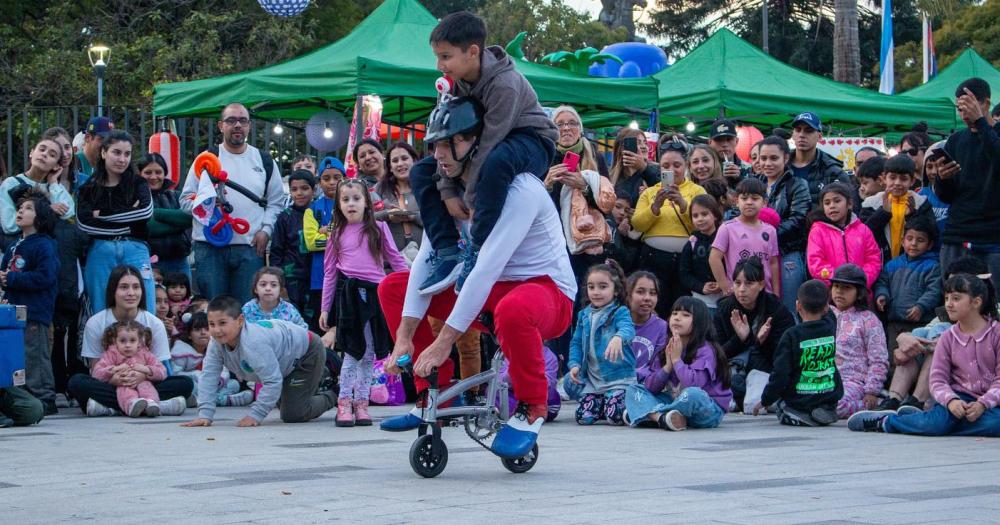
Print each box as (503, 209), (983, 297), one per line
(469, 46), (514, 98)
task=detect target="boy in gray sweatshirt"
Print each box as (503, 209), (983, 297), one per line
(413, 11), (559, 295)
(182, 295), (335, 427)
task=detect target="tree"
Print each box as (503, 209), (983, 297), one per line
(478, 0), (627, 61)
(833, 0), (860, 85)
(885, 0), (982, 92)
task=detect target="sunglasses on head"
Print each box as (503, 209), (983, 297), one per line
(658, 141), (688, 155)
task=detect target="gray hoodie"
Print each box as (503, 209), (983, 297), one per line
(437, 46), (559, 205)
(197, 319), (311, 422)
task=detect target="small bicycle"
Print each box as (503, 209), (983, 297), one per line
(394, 315), (539, 478)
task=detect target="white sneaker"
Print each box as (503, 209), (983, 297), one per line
(158, 396), (187, 416)
(144, 399), (161, 417)
(86, 399), (116, 417)
(127, 398), (148, 418)
(225, 390), (254, 407)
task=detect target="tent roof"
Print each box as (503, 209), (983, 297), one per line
(651, 29), (961, 134)
(902, 48), (1000, 102)
(152, 0), (658, 126)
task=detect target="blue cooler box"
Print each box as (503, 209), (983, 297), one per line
(0, 305), (26, 388)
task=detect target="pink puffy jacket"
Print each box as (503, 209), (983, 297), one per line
(806, 215), (882, 290)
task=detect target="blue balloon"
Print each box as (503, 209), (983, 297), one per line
(588, 43), (668, 78)
(203, 208), (233, 248)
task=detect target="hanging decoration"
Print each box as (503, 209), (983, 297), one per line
(257, 0), (310, 17)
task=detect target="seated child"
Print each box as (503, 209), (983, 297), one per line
(154, 285), (178, 341)
(849, 273), (1000, 436)
(566, 261), (636, 425)
(627, 271), (668, 384)
(874, 217), (941, 348)
(829, 264), (889, 418)
(860, 154), (937, 264)
(625, 297), (732, 431)
(878, 256), (990, 412)
(855, 156), (886, 201)
(182, 295), (336, 427)
(270, 170), (315, 311)
(170, 309), (252, 407)
(242, 266), (308, 330)
(92, 321), (187, 417)
(754, 280), (843, 426)
(163, 272), (192, 319)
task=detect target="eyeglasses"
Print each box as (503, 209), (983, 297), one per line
(901, 147), (922, 156)
(555, 121), (581, 129)
(222, 117), (250, 126)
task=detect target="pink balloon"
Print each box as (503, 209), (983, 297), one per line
(735, 125), (764, 162)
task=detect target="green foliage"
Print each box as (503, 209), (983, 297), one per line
(478, 0), (627, 61)
(541, 48), (623, 75)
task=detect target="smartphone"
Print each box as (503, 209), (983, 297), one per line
(563, 151), (580, 172)
(623, 136), (638, 153)
(662, 170), (675, 187)
(926, 148), (954, 164)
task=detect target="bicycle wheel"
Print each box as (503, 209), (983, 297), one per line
(409, 434), (448, 478)
(500, 443), (538, 474)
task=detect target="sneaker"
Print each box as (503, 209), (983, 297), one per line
(454, 243), (480, 294)
(54, 393), (70, 409)
(622, 409), (633, 427)
(144, 400), (161, 417)
(877, 396), (901, 411)
(778, 405), (818, 427)
(158, 396), (187, 416)
(417, 247), (464, 295)
(225, 391), (254, 407)
(0, 415), (13, 428)
(810, 407), (838, 426)
(335, 398), (355, 427)
(43, 400), (59, 416)
(127, 398), (148, 418)
(900, 395), (924, 411)
(659, 410), (687, 431)
(353, 399), (372, 426)
(186, 395), (197, 408)
(847, 410), (893, 432)
(86, 399), (116, 417)
(379, 408), (424, 432)
(491, 404), (546, 458)
(896, 405), (923, 416)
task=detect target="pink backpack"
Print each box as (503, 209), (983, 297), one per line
(369, 357), (406, 406)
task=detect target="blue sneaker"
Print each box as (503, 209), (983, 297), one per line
(491, 405), (545, 459)
(846, 410), (893, 432)
(418, 246), (464, 295)
(454, 242), (481, 294)
(379, 408), (424, 432)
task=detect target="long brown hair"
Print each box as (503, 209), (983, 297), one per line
(609, 127), (647, 186)
(330, 178), (386, 264)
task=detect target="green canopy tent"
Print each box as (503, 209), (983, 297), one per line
(152, 0), (659, 129)
(902, 48), (1000, 103)
(650, 29), (961, 135)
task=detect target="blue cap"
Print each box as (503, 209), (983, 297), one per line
(85, 116), (115, 138)
(792, 112), (822, 131)
(318, 156), (345, 174)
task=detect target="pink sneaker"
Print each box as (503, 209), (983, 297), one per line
(353, 399), (372, 426)
(335, 398), (355, 427)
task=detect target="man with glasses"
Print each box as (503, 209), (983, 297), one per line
(180, 103), (287, 303)
(788, 112), (852, 204)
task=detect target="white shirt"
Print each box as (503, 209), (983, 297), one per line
(403, 174), (576, 332)
(180, 144), (286, 245)
(0, 174), (76, 234)
(82, 309), (171, 363)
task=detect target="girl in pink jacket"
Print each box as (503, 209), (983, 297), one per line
(807, 183), (882, 290)
(92, 321), (167, 418)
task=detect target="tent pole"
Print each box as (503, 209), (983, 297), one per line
(400, 98), (407, 145)
(354, 94), (364, 144)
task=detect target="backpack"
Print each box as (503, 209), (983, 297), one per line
(205, 145), (275, 208)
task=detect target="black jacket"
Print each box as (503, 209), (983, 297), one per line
(936, 117), (1000, 244)
(714, 291), (796, 374)
(761, 171), (811, 254)
(760, 316), (844, 412)
(148, 182), (192, 261)
(679, 230), (716, 295)
(614, 162), (661, 208)
(270, 204), (310, 308)
(53, 220), (88, 321)
(331, 275), (391, 361)
(794, 149), (852, 205)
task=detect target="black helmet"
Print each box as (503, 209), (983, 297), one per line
(425, 96), (484, 144)
(830, 263), (867, 288)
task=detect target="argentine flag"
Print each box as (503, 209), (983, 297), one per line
(879, 0), (894, 94)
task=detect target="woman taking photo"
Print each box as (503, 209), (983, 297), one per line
(353, 138), (387, 189)
(137, 152), (192, 279)
(374, 142), (423, 254)
(76, 130), (156, 313)
(755, 136), (811, 312)
(610, 127), (659, 207)
(631, 141), (707, 313)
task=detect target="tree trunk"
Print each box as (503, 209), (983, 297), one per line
(833, 0), (861, 85)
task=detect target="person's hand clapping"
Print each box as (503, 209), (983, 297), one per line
(756, 317), (773, 345)
(730, 310), (751, 342)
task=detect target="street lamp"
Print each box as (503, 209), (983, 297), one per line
(87, 44), (110, 116)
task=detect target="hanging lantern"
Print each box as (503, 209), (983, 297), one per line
(257, 0), (310, 17)
(735, 125), (764, 162)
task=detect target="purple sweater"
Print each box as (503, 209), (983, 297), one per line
(930, 320), (1000, 409)
(642, 342), (733, 411)
(633, 314), (668, 383)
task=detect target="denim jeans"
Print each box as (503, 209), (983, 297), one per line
(411, 129), (554, 250)
(884, 392), (1000, 437)
(154, 256), (192, 284)
(624, 384), (725, 428)
(940, 243), (1000, 292)
(192, 242), (263, 304)
(85, 239), (156, 313)
(780, 251), (806, 314)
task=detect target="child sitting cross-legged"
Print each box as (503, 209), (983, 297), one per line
(753, 280), (843, 426)
(92, 321), (187, 417)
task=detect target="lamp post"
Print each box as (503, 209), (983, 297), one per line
(87, 44), (110, 116)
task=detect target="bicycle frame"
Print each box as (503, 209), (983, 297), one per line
(420, 348), (509, 424)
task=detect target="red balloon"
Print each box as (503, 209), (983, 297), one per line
(735, 125), (764, 162)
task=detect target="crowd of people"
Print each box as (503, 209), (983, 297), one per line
(1, 11), (999, 445)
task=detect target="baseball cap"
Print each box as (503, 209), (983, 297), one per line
(792, 112), (822, 131)
(710, 119), (738, 139)
(830, 263), (867, 288)
(85, 116), (115, 138)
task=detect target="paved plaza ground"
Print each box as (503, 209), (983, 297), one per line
(5, 405), (1000, 524)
